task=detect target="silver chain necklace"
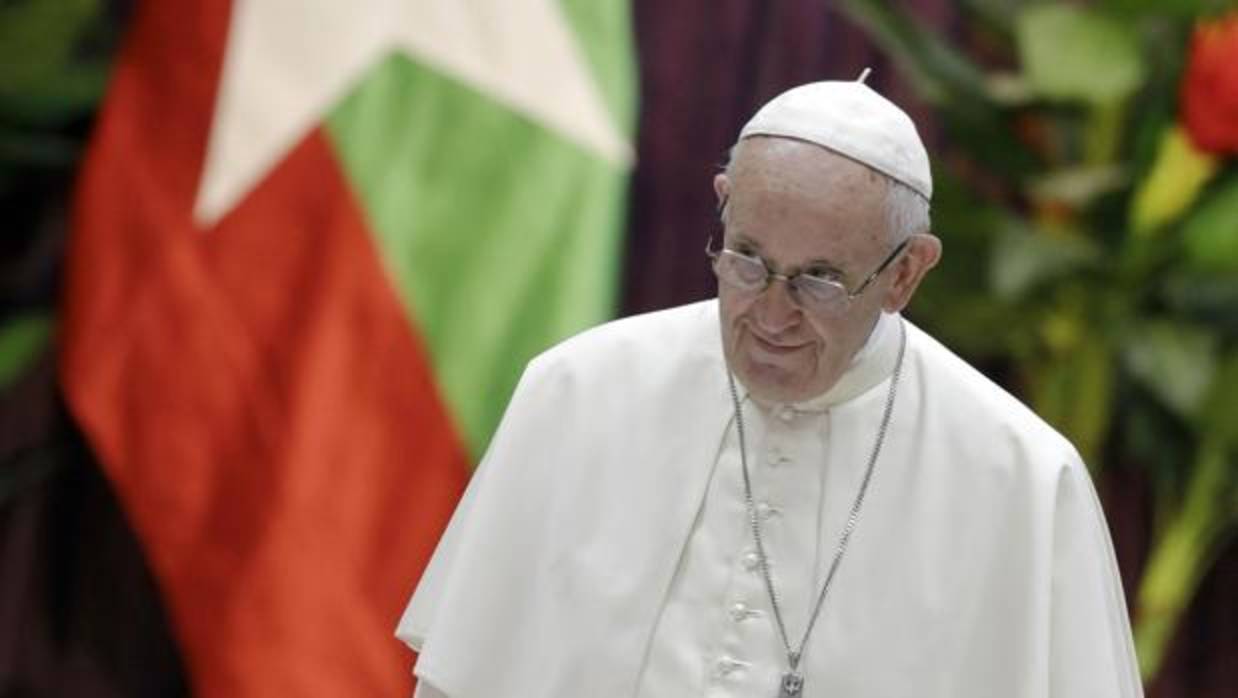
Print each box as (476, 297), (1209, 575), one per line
(724, 320), (906, 698)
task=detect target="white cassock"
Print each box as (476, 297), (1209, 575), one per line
(396, 300), (1143, 698)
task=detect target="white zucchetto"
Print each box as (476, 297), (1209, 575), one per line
(739, 73), (933, 200)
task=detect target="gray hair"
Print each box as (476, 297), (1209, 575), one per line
(885, 177), (931, 243)
(722, 141), (931, 244)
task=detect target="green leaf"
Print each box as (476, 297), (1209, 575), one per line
(1134, 438), (1237, 679)
(990, 223), (1103, 300)
(984, 72), (1036, 107)
(1130, 125), (1221, 236)
(837, 0), (990, 107)
(836, 0), (1039, 179)
(909, 170), (1030, 357)
(1100, 0), (1218, 18)
(957, 0), (1022, 32)
(1027, 163), (1128, 208)
(1197, 352), (1238, 446)
(0, 0), (100, 94)
(1027, 334), (1116, 470)
(1180, 175), (1238, 273)
(0, 60), (111, 126)
(1016, 4), (1145, 104)
(1123, 320), (1218, 422)
(0, 313), (53, 388)
(1163, 272), (1238, 333)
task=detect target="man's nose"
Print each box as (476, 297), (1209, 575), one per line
(752, 278), (800, 334)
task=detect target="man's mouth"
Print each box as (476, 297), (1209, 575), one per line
(749, 331), (808, 355)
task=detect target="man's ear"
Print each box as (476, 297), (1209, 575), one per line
(713, 173), (730, 219)
(882, 233), (941, 313)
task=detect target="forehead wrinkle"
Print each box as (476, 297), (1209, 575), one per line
(730, 143), (888, 224)
(725, 229), (847, 276)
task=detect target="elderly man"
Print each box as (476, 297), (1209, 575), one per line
(396, 77), (1143, 697)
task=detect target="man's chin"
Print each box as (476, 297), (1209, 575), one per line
(736, 358), (814, 404)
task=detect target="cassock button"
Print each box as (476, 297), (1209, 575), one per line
(756, 501), (780, 520)
(778, 405), (797, 422)
(729, 601), (759, 622)
(741, 551), (761, 571)
(714, 655), (750, 679)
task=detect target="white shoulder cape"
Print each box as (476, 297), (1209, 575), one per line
(397, 300), (1141, 698)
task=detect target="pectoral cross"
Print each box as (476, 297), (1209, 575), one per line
(779, 671), (804, 697)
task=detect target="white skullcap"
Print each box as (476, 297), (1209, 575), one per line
(739, 72), (932, 200)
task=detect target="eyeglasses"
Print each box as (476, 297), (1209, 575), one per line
(706, 235), (909, 314)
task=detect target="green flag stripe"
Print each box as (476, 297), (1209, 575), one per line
(0, 312), (52, 388)
(558, 0), (638, 134)
(325, 2), (635, 459)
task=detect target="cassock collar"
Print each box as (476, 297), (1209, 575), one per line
(736, 311), (902, 414)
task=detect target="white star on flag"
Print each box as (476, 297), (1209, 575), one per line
(194, 0), (632, 226)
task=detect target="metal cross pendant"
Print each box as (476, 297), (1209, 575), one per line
(779, 671), (804, 697)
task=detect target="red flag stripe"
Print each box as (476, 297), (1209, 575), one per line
(62, 1), (468, 695)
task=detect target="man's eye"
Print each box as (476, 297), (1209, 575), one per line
(803, 268), (837, 281)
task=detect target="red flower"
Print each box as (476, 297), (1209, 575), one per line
(1181, 13), (1238, 155)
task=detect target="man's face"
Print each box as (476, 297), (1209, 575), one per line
(715, 137), (897, 404)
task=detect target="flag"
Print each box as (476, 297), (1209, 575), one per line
(59, 0), (635, 695)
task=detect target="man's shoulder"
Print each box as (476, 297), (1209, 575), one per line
(907, 320), (1080, 464)
(501, 299), (728, 443)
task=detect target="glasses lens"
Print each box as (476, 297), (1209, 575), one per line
(791, 276), (848, 313)
(716, 251), (768, 289)
(712, 248), (852, 314)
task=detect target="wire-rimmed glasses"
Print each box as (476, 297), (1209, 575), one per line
(706, 236), (908, 315)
